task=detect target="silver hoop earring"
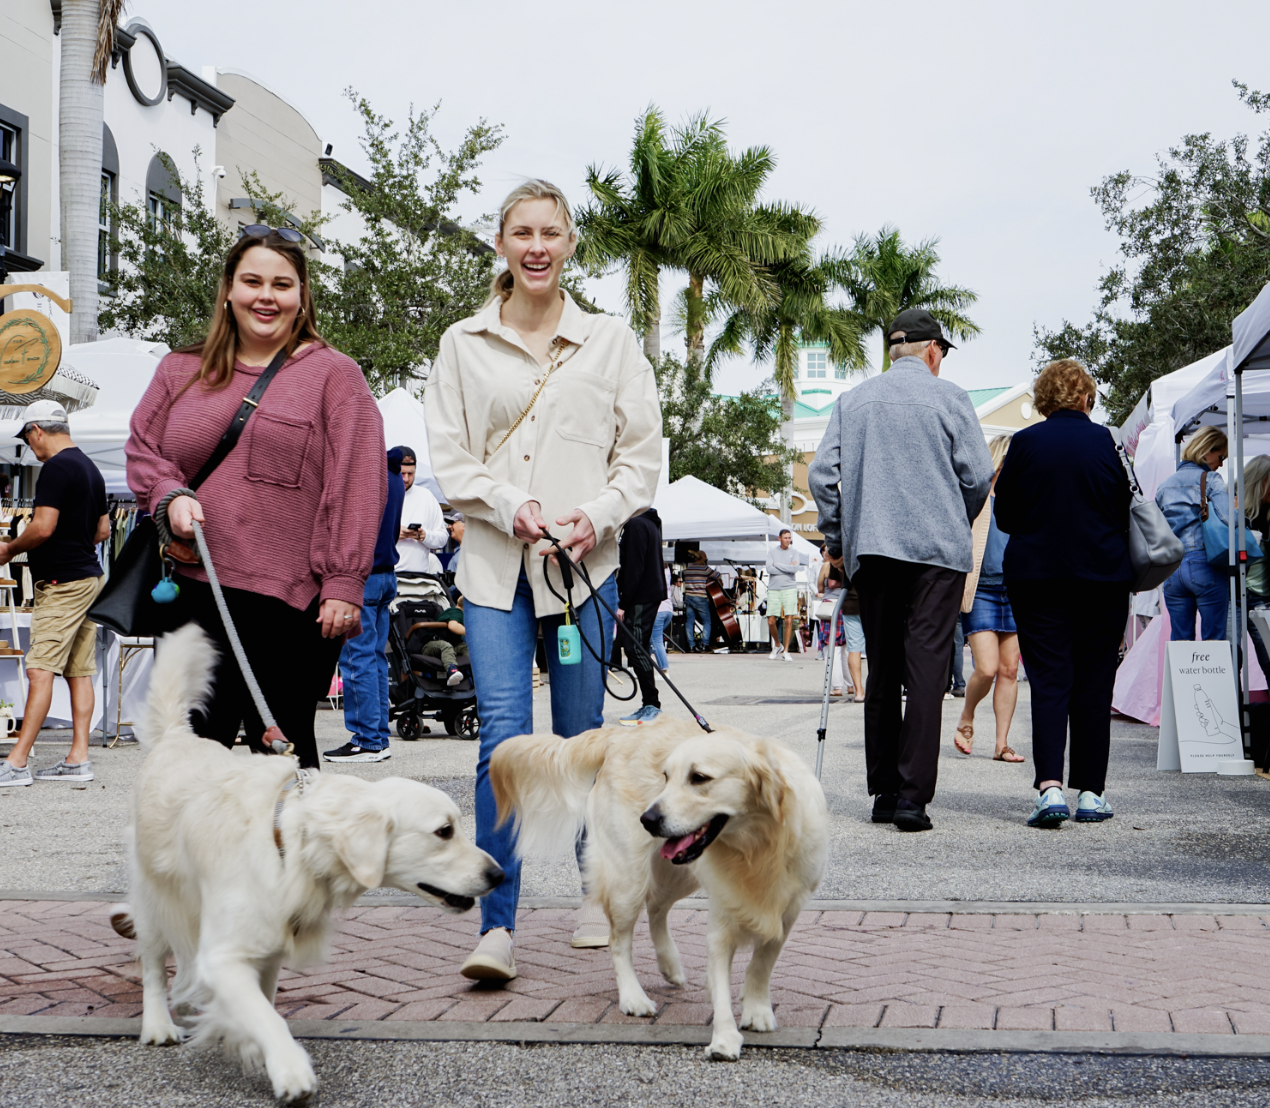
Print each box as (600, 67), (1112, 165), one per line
(224, 301), (230, 311)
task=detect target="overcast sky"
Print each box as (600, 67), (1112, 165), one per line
(135, 0), (1265, 396)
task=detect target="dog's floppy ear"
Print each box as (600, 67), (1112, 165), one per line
(331, 806), (394, 889)
(747, 742), (788, 823)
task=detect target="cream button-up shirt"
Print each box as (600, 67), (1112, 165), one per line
(425, 293), (663, 616)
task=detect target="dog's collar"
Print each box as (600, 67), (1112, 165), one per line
(273, 767), (311, 861)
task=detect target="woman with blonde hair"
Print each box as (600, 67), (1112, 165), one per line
(126, 227), (385, 769)
(954, 434), (1024, 762)
(995, 359), (1131, 828)
(1155, 424), (1229, 640)
(426, 180), (662, 980)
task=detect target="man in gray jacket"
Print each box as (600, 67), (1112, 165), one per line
(808, 309), (994, 832)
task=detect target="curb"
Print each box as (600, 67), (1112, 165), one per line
(3, 890), (1268, 915)
(3, 1016), (1269, 1057)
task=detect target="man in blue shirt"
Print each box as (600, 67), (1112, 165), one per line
(324, 448), (406, 762)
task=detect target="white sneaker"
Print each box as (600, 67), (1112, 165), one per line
(34, 758), (94, 783)
(783, 651), (793, 662)
(571, 902), (610, 948)
(460, 927), (516, 981)
(769, 644), (780, 658)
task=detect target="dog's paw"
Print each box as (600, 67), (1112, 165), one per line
(704, 1028), (744, 1061)
(740, 1003), (777, 1032)
(656, 956), (687, 987)
(269, 1054), (318, 1104)
(139, 1019), (184, 1046)
(618, 991), (659, 1018)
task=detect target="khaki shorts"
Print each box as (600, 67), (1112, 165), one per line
(767, 587), (800, 618)
(27, 576), (103, 677)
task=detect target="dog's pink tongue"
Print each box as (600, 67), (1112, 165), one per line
(660, 834), (696, 860)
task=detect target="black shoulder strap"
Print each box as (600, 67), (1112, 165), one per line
(189, 345), (290, 491)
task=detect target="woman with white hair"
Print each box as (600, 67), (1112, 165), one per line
(426, 180), (662, 981)
(1155, 425), (1230, 640)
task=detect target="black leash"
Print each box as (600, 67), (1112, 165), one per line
(540, 530), (713, 734)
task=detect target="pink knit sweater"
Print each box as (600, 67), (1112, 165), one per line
(126, 343), (387, 611)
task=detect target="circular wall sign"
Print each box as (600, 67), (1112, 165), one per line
(122, 23), (167, 107)
(0, 310), (61, 394)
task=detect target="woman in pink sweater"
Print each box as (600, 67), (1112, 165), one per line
(126, 228), (385, 767)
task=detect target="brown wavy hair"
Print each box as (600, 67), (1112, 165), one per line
(180, 230), (324, 390)
(1033, 358), (1096, 417)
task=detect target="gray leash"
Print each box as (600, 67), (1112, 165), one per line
(190, 518), (292, 755)
(815, 589), (848, 781)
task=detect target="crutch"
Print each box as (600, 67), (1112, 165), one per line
(814, 589), (847, 780)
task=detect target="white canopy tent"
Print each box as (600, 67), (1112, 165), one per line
(0, 337), (168, 496)
(653, 475), (818, 565)
(377, 387), (445, 503)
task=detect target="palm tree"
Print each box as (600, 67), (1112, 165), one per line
(705, 249), (869, 519)
(60, 0), (125, 345)
(575, 108), (817, 369)
(841, 226), (980, 371)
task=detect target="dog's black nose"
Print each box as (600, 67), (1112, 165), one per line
(484, 863), (505, 890)
(639, 805), (662, 836)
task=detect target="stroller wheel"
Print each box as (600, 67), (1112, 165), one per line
(456, 705), (479, 741)
(396, 713), (423, 741)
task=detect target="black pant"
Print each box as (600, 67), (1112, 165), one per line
(622, 601), (660, 709)
(855, 556), (965, 807)
(1008, 579), (1128, 794)
(162, 578), (343, 769)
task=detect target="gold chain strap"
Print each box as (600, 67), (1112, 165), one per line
(493, 337), (569, 454)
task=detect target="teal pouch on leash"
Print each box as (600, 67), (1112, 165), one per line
(558, 603), (581, 665)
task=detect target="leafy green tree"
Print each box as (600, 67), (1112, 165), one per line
(654, 354), (799, 504)
(840, 226), (980, 371)
(576, 108), (817, 370)
(1034, 81), (1270, 423)
(98, 150), (238, 349)
(320, 90), (504, 392)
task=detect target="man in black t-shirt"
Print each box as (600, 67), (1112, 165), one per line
(0, 401), (108, 788)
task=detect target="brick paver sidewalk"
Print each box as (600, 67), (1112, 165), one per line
(2, 900), (1269, 1036)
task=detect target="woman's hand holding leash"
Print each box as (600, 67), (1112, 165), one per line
(166, 495), (205, 540)
(549, 509), (596, 562)
(513, 500), (549, 544)
(318, 599), (361, 640)
(514, 502), (596, 563)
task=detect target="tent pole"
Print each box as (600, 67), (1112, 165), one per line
(1235, 368), (1251, 756)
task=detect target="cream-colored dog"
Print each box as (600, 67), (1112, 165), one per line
(491, 721), (827, 1061)
(122, 624), (502, 1103)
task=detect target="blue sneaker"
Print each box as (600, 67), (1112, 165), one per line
(1027, 786), (1070, 829)
(619, 705), (663, 727)
(1074, 791), (1114, 822)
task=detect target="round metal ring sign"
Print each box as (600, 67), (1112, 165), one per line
(0, 309), (62, 394)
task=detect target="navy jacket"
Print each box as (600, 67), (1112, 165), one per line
(617, 508), (667, 609)
(372, 453), (407, 573)
(994, 409), (1132, 583)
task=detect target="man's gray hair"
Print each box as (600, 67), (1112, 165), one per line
(32, 420), (70, 436)
(887, 334), (932, 363)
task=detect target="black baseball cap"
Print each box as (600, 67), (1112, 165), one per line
(886, 309), (955, 350)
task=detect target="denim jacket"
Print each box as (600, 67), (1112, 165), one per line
(1155, 460), (1229, 553)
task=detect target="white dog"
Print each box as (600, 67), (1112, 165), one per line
(123, 624), (502, 1102)
(491, 721), (827, 1061)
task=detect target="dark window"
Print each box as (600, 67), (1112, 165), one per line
(98, 171), (116, 279)
(0, 121), (16, 250)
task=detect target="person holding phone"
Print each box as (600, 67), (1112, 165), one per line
(395, 446), (447, 574)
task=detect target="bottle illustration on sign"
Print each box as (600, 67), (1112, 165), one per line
(1190, 684), (1240, 744)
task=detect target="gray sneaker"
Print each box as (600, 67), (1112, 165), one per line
(34, 758), (94, 783)
(0, 760), (32, 787)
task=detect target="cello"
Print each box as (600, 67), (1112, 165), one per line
(706, 578), (743, 651)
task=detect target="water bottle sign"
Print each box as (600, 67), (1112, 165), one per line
(558, 624), (581, 665)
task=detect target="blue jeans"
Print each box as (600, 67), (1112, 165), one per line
(466, 566), (616, 933)
(685, 595), (711, 650)
(338, 570), (397, 751)
(1163, 550), (1228, 641)
(651, 609), (671, 670)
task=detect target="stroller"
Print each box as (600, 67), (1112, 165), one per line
(386, 572), (479, 740)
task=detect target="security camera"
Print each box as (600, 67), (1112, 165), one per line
(213, 166), (227, 179)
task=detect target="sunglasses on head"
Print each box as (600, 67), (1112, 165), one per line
(240, 224), (304, 244)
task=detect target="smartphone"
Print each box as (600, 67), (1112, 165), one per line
(408, 522), (422, 531)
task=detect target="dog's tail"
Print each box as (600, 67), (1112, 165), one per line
(138, 623), (218, 750)
(490, 728), (617, 858)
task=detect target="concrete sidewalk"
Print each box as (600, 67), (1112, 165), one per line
(3, 896), (1269, 1051)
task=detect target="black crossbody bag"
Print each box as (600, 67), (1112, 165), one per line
(89, 347), (290, 636)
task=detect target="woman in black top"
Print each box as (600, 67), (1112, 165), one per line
(994, 359), (1131, 830)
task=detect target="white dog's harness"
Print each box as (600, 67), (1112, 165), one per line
(273, 766), (311, 861)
